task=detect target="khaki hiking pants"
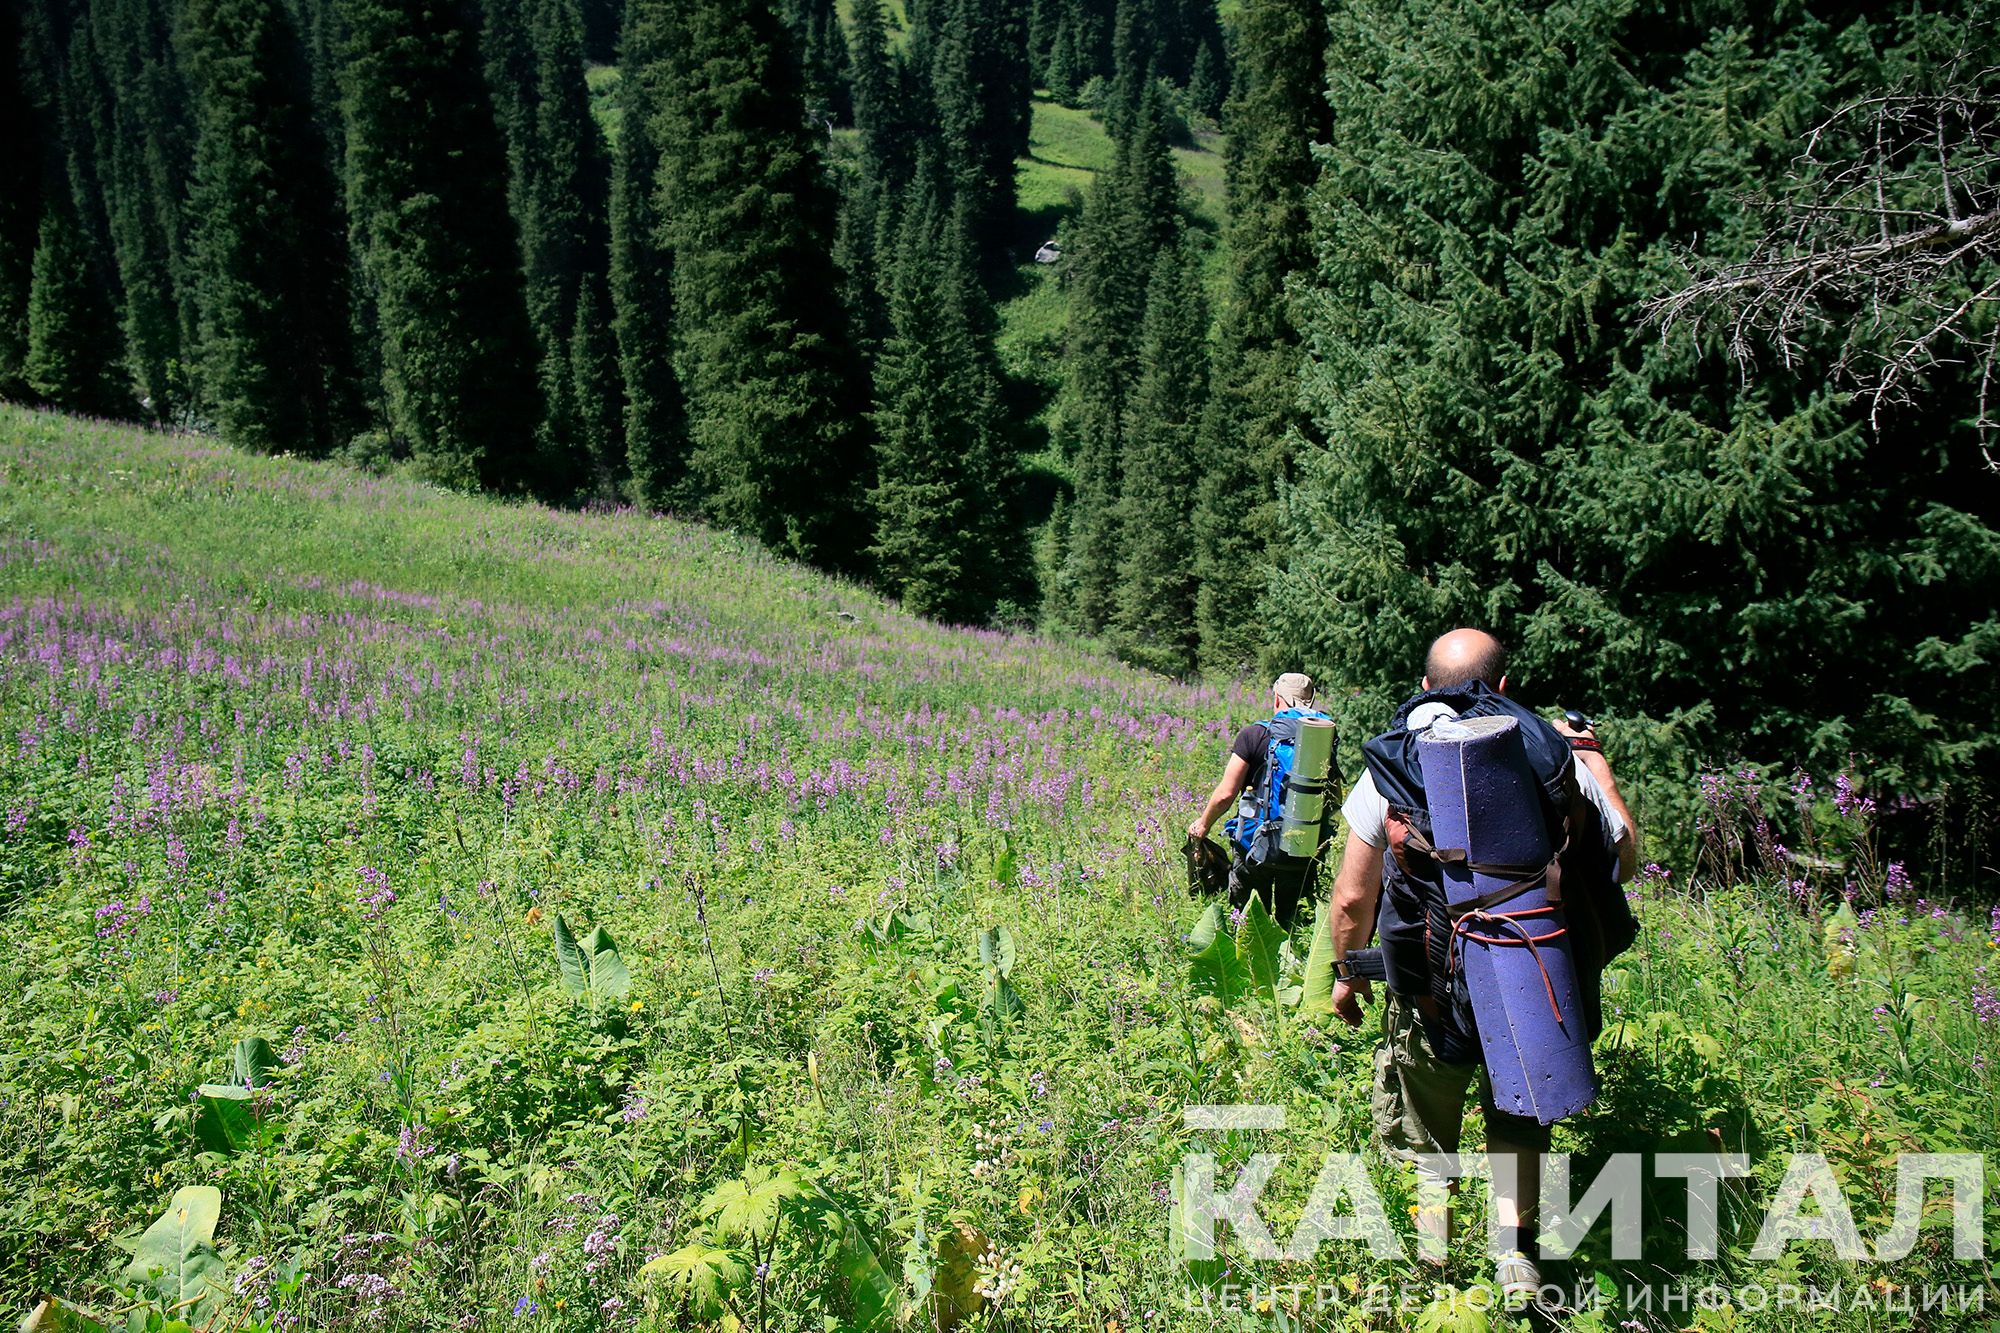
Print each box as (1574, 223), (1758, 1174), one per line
(1370, 991), (1551, 1167)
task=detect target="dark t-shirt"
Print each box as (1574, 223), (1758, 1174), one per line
(1230, 723), (1270, 770)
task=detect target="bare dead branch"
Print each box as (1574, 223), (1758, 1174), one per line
(1646, 63), (2000, 460)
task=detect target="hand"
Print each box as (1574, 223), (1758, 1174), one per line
(1551, 713), (1595, 742)
(1332, 978), (1372, 1028)
(1186, 819), (1210, 842)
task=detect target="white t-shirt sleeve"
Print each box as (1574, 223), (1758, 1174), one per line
(1572, 757), (1629, 876)
(1340, 770), (1390, 848)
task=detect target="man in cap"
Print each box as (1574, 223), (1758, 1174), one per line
(1187, 672), (1331, 925)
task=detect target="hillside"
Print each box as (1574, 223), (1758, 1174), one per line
(2, 408), (1996, 1331)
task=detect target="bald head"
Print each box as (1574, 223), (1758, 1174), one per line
(1424, 628), (1507, 691)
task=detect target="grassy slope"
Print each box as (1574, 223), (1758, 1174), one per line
(2, 408), (1995, 1329)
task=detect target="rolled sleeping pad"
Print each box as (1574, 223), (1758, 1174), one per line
(1278, 718), (1336, 858)
(1416, 714), (1596, 1124)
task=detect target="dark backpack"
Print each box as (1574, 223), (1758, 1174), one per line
(1225, 708), (1335, 870)
(1363, 683), (1639, 1059)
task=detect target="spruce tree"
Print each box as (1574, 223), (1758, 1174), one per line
(608, 0), (686, 510)
(647, 0), (874, 569)
(834, 0), (902, 354)
(0, 2), (42, 397)
(1045, 15), (1080, 105)
(89, 0), (191, 419)
(1191, 0), (1328, 669)
(485, 0), (609, 498)
(569, 273), (622, 499)
(181, 0), (357, 454)
(25, 201), (125, 414)
(870, 173), (1022, 621)
(1276, 0), (2000, 837)
(1053, 79), (1181, 633)
(928, 0), (1032, 269)
(338, 0), (541, 492)
(1112, 232), (1206, 673)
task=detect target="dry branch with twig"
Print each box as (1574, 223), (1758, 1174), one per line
(1646, 63), (2000, 460)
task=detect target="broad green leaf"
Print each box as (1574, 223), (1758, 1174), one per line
(701, 1168), (809, 1243)
(1187, 901), (1224, 952)
(1189, 926), (1247, 1005)
(991, 833), (1017, 891)
(121, 1187), (226, 1323)
(977, 925), (1016, 977)
(810, 1196), (903, 1329)
(231, 1036), (278, 1090)
(981, 974), (1025, 1028)
(582, 924), (631, 1000)
(552, 914), (588, 998)
(193, 1086), (255, 1154)
(638, 1243), (746, 1320)
(900, 1209), (933, 1309)
(1298, 916), (1338, 1018)
(1236, 896), (1288, 1003)
(1413, 1289), (1490, 1333)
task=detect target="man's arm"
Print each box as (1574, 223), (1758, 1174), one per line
(1553, 716), (1639, 881)
(1327, 828), (1381, 1027)
(1188, 754), (1252, 841)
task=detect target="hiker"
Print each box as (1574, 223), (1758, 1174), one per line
(1186, 672), (1336, 926)
(1324, 629), (1638, 1301)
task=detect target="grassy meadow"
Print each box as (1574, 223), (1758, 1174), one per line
(1, 405), (1996, 1332)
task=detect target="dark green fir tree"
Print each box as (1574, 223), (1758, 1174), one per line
(1113, 232), (1207, 673)
(181, 0), (357, 454)
(1191, 0), (1328, 669)
(24, 200), (126, 415)
(608, 0), (687, 511)
(645, 0), (875, 569)
(338, 0), (541, 491)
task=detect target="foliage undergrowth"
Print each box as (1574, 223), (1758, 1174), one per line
(1, 406), (1996, 1331)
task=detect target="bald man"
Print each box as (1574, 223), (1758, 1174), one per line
(1324, 629), (1637, 1301)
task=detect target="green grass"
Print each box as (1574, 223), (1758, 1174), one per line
(2, 408), (1996, 1332)
(585, 62), (621, 147)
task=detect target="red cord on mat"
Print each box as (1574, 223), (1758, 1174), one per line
(1447, 905), (1570, 1024)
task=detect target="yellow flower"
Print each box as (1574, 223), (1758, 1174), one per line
(630, 1000), (643, 1012)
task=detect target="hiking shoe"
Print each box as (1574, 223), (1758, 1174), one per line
(1494, 1251), (1540, 1306)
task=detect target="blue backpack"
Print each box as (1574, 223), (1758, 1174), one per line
(1225, 708), (1334, 869)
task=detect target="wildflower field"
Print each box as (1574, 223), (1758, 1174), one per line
(2, 404), (1997, 1333)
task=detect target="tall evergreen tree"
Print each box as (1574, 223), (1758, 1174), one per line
(569, 272), (622, 498)
(786, 0), (852, 126)
(25, 200), (125, 414)
(927, 0), (1031, 268)
(833, 0), (902, 354)
(1052, 79), (1180, 633)
(338, 0), (541, 491)
(608, 0), (686, 510)
(0, 1), (43, 397)
(1275, 0), (2000, 839)
(1191, 0), (1328, 669)
(93, 0), (194, 419)
(181, 0), (357, 454)
(870, 173), (1022, 621)
(1112, 232), (1206, 672)
(485, 0), (610, 497)
(645, 0), (875, 569)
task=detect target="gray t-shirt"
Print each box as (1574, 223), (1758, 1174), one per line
(1340, 758), (1628, 878)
